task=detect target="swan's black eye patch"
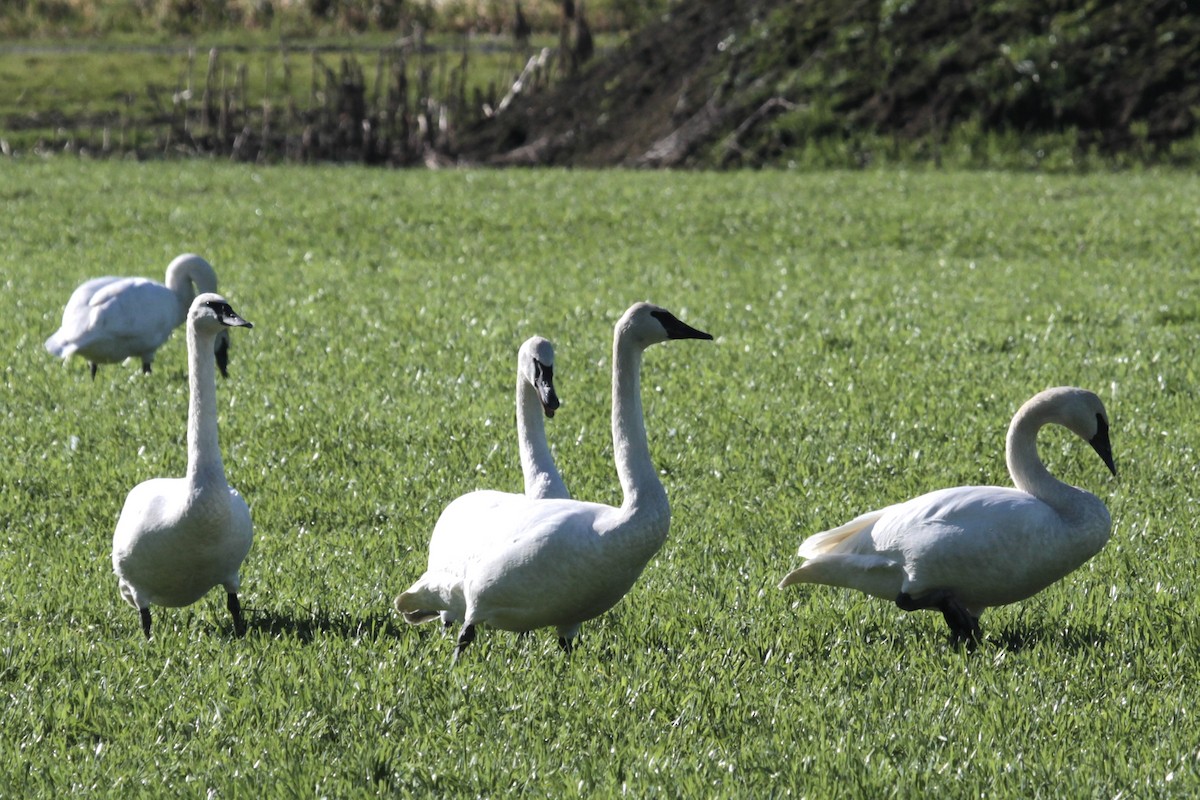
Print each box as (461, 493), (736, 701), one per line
(205, 301), (235, 316)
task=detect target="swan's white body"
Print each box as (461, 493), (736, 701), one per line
(111, 293), (254, 638)
(408, 336), (569, 628)
(780, 386), (1117, 640)
(46, 253), (232, 378)
(396, 303), (712, 660)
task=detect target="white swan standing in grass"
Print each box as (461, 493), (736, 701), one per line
(45, 253), (234, 379)
(111, 293), (254, 638)
(779, 386), (1117, 642)
(403, 335), (569, 628)
(396, 302), (712, 661)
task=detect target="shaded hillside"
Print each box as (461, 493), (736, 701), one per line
(456, 0), (1200, 167)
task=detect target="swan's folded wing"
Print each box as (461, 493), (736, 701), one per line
(82, 279), (180, 354)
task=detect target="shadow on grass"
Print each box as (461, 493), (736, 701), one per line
(247, 606), (407, 643)
(987, 621), (1109, 653)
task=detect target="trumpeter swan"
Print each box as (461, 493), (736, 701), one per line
(45, 253), (234, 379)
(402, 335), (569, 627)
(395, 302), (712, 661)
(111, 293), (254, 638)
(779, 386), (1117, 642)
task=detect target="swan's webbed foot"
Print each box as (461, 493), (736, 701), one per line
(227, 592), (246, 637)
(139, 607), (152, 639)
(896, 589), (981, 645)
(451, 624), (476, 665)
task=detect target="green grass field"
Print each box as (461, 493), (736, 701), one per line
(2, 161), (1198, 796)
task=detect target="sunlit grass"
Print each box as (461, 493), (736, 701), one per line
(1, 161), (1198, 795)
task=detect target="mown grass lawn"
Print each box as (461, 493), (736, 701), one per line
(1, 161), (1198, 796)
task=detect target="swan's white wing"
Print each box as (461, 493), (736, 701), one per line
(461, 495), (635, 631)
(395, 489), (520, 623)
(46, 277), (125, 356)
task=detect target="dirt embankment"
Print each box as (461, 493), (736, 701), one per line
(455, 0), (1200, 167)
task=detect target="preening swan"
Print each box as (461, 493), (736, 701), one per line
(395, 302), (712, 662)
(402, 335), (569, 627)
(111, 293), (254, 638)
(45, 253), (234, 379)
(779, 386), (1117, 642)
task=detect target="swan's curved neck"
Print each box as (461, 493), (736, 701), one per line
(1005, 404), (1081, 514)
(517, 375), (560, 497)
(165, 259), (218, 308)
(612, 333), (666, 513)
(186, 323), (227, 487)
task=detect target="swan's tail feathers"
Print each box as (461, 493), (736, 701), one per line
(393, 572), (460, 625)
(399, 608), (441, 625)
(779, 552), (902, 598)
(797, 509), (886, 558)
(44, 332), (73, 359)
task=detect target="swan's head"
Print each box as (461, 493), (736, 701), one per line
(189, 292), (254, 335)
(1032, 386), (1117, 477)
(519, 336), (560, 418)
(618, 302), (713, 349)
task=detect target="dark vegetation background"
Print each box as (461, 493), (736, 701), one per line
(2, 0), (1197, 168)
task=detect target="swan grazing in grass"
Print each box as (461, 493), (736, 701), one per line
(402, 335), (569, 628)
(45, 253), (234, 379)
(395, 302), (712, 661)
(780, 386), (1117, 643)
(111, 293), (254, 638)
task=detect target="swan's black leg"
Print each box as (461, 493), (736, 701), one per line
(896, 589), (981, 644)
(227, 592), (246, 637)
(452, 624), (476, 665)
(89, 362), (98, 381)
(139, 607), (152, 639)
(141, 361), (152, 375)
(557, 636), (574, 654)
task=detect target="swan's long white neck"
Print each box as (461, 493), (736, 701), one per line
(1005, 399), (1085, 516)
(611, 329), (667, 517)
(186, 321), (227, 487)
(517, 373), (560, 497)
(165, 257), (219, 311)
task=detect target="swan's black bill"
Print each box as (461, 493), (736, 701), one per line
(651, 309), (713, 341)
(1090, 414), (1117, 476)
(534, 359), (560, 418)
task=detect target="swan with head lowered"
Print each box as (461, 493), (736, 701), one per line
(45, 253), (235, 379)
(402, 335), (569, 628)
(111, 293), (254, 638)
(395, 302), (712, 661)
(779, 386), (1117, 643)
